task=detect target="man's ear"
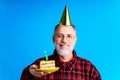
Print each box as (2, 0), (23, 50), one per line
(74, 36), (77, 43)
(75, 36), (77, 41)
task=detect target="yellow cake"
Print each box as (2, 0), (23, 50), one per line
(40, 60), (55, 70)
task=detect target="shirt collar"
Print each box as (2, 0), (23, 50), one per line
(53, 49), (77, 71)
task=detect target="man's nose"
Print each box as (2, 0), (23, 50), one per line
(61, 36), (67, 42)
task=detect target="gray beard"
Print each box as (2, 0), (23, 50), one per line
(55, 45), (73, 57)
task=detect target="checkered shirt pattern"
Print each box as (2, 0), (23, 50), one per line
(20, 50), (101, 80)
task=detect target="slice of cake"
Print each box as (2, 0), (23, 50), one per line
(40, 60), (55, 70)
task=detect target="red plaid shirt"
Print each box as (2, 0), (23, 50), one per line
(20, 50), (101, 80)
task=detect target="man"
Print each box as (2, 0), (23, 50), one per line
(20, 5), (101, 80)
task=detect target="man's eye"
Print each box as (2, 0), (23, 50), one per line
(56, 35), (63, 38)
(67, 35), (73, 38)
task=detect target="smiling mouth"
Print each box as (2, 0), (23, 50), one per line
(59, 44), (69, 49)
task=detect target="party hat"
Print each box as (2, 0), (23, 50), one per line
(59, 5), (72, 26)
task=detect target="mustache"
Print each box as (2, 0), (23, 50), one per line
(59, 42), (69, 46)
(54, 42), (70, 49)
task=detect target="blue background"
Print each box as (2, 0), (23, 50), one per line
(0, 0), (120, 80)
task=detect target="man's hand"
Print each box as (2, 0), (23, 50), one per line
(29, 64), (50, 77)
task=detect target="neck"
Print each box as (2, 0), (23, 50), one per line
(59, 52), (73, 62)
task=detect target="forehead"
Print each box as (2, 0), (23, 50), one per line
(55, 25), (76, 35)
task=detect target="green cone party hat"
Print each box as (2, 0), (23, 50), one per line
(59, 5), (72, 26)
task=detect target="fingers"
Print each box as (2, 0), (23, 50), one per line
(29, 65), (38, 73)
(40, 72), (51, 76)
(29, 64), (52, 77)
(30, 64), (38, 69)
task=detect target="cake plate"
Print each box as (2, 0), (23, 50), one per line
(36, 67), (60, 73)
